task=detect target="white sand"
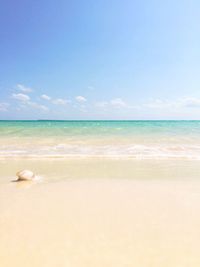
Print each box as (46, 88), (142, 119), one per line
(0, 176), (200, 267)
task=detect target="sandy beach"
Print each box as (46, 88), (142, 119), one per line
(1, 158), (200, 267)
(1, 0), (200, 263)
(1, 121), (200, 266)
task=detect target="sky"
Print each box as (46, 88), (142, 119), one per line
(0, 0), (200, 120)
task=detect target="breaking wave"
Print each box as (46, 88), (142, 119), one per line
(1, 143), (200, 160)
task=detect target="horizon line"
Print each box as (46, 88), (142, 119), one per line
(0, 119), (200, 122)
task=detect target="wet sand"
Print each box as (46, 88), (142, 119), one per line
(1, 158), (200, 183)
(1, 159), (200, 266)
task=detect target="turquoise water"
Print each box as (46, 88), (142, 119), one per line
(1, 120), (200, 136)
(0, 120), (200, 159)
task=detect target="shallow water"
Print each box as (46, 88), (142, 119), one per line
(1, 120), (200, 159)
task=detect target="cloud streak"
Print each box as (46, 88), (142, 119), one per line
(12, 92), (48, 112)
(144, 97), (200, 110)
(7, 84), (200, 118)
(41, 94), (51, 101)
(76, 96), (87, 103)
(17, 84), (33, 93)
(27, 101), (49, 112)
(110, 98), (127, 107)
(12, 93), (30, 102)
(41, 94), (69, 105)
(95, 98), (129, 109)
(52, 98), (69, 105)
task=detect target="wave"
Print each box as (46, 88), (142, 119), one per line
(1, 144), (200, 160)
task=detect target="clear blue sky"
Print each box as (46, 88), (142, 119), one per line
(0, 0), (200, 119)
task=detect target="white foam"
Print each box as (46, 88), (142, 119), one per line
(1, 143), (200, 160)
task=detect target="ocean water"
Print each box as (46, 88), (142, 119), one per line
(0, 120), (200, 159)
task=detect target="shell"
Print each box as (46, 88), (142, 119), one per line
(16, 170), (35, 181)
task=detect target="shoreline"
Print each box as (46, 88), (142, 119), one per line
(1, 157), (200, 185)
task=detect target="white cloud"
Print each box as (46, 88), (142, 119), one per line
(144, 99), (172, 109)
(17, 84), (33, 93)
(12, 93), (30, 102)
(41, 94), (70, 105)
(95, 96), (200, 111)
(41, 94), (51, 101)
(0, 102), (9, 112)
(27, 101), (49, 112)
(52, 98), (69, 105)
(17, 101), (48, 112)
(179, 97), (200, 108)
(95, 98), (128, 109)
(76, 96), (87, 102)
(12, 92), (48, 112)
(110, 98), (127, 107)
(144, 97), (200, 110)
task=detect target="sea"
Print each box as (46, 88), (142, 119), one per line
(0, 120), (200, 160)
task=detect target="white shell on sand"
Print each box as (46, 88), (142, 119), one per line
(16, 170), (36, 181)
